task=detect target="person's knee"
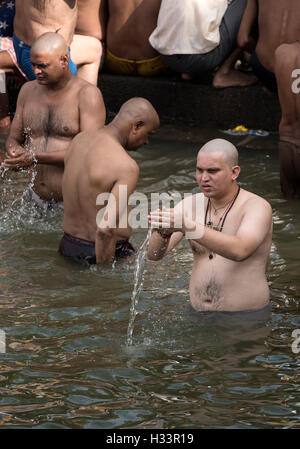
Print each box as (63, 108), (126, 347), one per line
(89, 38), (102, 63)
(275, 43), (299, 66)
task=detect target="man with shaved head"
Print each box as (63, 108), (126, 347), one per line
(4, 32), (106, 206)
(59, 98), (160, 266)
(148, 139), (273, 313)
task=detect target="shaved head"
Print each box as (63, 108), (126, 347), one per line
(31, 32), (68, 57)
(117, 97), (160, 127)
(198, 139), (239, 167)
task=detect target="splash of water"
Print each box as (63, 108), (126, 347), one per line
(126, 229), (152, 346)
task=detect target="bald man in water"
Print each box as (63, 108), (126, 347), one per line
(238, 0), (300, 197)
(148, 139), (273, 313)
(59, 98), (160, 266)
(4, 32), (106, 205)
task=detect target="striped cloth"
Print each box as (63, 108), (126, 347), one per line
(0, 36), (27, 78)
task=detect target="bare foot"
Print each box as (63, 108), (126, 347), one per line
(213, 69), (257, 88)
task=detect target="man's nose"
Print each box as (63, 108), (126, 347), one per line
(202, 171), (210, 181)
(33, 67), (42, 75)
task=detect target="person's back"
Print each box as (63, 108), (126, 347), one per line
(75, 0), (105, 40)
(256, 0), (300, 72)
(62, 130), (134, 242)
(14, 0), (77, 46)
(60, 97), (160, 265)
(107, 0), (161, 59)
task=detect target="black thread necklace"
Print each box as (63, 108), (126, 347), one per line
(204, 185), (241, 260)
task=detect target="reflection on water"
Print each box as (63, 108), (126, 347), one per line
(0, 133), (299, 429)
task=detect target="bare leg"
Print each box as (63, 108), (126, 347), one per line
(70, 35), (102, 85)
(274, 43), (300, 198)
(212, 48), (257, 88)
(0, 50), (16, 128)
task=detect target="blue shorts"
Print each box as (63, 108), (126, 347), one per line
(13, 34), (77, 80)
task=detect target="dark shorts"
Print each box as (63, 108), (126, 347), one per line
(162, 0), (247, 76)
(13, 34), (77, 81)
(59, 232), (135, 266)
(250, 51), (278, 93)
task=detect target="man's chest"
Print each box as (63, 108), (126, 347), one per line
(23, 97), (80, 138)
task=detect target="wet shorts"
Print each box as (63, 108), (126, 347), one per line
(105, 48), (166, 76)
(59, 232), (136, 266)
(250, 51), (277, 93)
(13, 34), (77, 81)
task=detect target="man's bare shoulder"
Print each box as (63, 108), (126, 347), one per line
(76, 79), (104, 106)
(241, 189), (272, 216)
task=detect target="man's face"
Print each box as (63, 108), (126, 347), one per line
(126, 119), (159, 151)
(196, 151), (237, 198)
(31, 51), (66, 85)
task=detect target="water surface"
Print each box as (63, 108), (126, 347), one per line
(0, 133), (299, 429)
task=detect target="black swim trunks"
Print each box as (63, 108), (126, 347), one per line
(250, 51), (278, 93)
(59, 232), (135, 266)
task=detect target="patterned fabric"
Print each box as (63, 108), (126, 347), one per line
(0, 1), (15, 37)
(0, 35), (26, 77)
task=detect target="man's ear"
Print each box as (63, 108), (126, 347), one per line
(232, 165), (241, 180)
(133, 120), (144, 133)
(60, 54), (69, 68)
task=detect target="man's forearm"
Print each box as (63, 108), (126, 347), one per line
(237, 0), (258, 50)
(5, 136), (25, 157)
(95, 230), (117, 263)
(147, 230), (172, 261)
(190, 226), (251, 262)
(35, 150), (66, 166)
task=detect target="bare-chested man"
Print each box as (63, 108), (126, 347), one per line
(70, 0), (107, 85)
(105, 0), (166, 77)
(3, 32), (106, 205)
(13, 0), (78, 80)
(148, 139), (273, 313)
(238, 0), (300, 197)
(59, 98), (160, 266)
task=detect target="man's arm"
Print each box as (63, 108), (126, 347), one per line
(147, 229), (184, 261)
(237, 0), (258, 52)
(150, 197), (272, 262)
(4, 84), (106, 169)
(79, 84), (106, 131)
(95, 160), (139, 263)
(188, 198), (272, 262)
(147, 198), (186, 260)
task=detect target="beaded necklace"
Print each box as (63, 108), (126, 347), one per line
(204, 185), (241, 259)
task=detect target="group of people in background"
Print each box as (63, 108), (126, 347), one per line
(0, 0), (298, 313)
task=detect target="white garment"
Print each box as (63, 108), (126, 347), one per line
(149, 0), (229, 55)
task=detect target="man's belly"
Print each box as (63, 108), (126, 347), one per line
(32, 165), (64, 202)
(189, 257), (270, 312)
